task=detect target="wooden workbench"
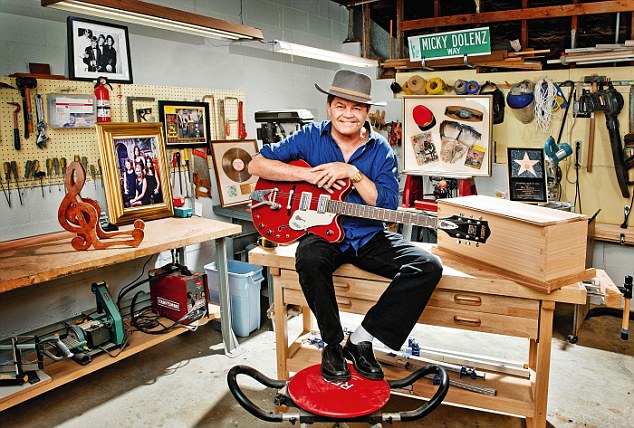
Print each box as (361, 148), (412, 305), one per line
(249, 243), (590, 428)
(0, 216), (241, 411)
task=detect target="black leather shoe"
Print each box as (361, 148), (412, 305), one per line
(343, 338), (384, 380)
(321, 343), (350, 382)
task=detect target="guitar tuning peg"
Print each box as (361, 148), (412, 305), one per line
(475, 242), (480, 247)
(456, 239), (461, 244)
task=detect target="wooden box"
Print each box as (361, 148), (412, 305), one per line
(435, 195), (595, 292)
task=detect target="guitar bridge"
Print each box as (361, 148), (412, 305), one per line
(250, 189), (281, 210)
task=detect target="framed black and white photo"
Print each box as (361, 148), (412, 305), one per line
(67, 16), (133, 83)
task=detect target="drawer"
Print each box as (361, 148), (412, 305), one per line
(420, 306), (538, 339)
(280, 269), (389, 301)
(283, 288), (538, 339)
(428, 290), (539, 319)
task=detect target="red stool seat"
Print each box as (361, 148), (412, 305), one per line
(288, 364), (391, 418)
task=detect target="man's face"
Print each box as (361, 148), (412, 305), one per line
(327, 97), (369, 137)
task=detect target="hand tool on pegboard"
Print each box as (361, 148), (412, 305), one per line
(1, 164), (10, 207)
(35, 93), (48, 148)
(15, 76), (36, 139)
(183, 149), (192, 198)
(201, 94), (218, 139)
(23, 159), (33, 190)
(238, 100), (247, 139)
(60, 157), (67, 192)
(33, 160), (45, 197)
(224, 97), (239, 139)
(192, 148), (212, 198)
(8, 102), (21, 150)
(53, 158), (60, 191)
(9, 161), (23, 205)
(172, 151), (182, 195)
(46, 158), (53, 192)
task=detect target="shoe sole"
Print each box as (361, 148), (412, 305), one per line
(320, 368), (351, 382)
(343, 349), (384, 381)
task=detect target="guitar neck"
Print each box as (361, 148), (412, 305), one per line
(327, 199), (438, 228)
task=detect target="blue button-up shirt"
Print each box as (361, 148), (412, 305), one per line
(257, 120), (399, 252)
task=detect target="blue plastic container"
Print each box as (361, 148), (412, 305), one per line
(204, 260), (264, 337)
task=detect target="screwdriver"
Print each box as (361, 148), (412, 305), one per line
(2, 162), (11, 207)
(90, 165), (96, 189)
(33, 160), (45, 197)
(10, 161), (23, 205)
(175, 151), (182, 195)
(60, 157), (67, 192)
(81, 156), (88, 172)
(53, 158), (60, 191)
(23, 160), (33, 190)
(0, 173), (9, 207)
(46, 158), (53, 192)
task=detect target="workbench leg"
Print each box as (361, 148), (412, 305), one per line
(529, 300), (556, 428)
(215, 238), (239, 355)
(273, 274), (290, 380)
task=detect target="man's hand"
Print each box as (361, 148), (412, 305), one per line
(310, 162), (355, 193)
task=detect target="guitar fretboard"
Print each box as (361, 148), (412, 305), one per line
(327, 199), (438, 228)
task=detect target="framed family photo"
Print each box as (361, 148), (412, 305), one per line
(402, 95), (493, 177)
(96, 123), (173, 225)
(158, 101), (211, 148)
(67, 16), (133, 83)
(210, 140), (258, 207)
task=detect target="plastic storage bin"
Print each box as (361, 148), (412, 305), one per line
(204, 260), (264, 337)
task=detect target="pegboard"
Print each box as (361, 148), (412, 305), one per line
(0, 76), (244, 192)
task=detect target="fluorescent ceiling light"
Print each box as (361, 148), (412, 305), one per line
(272, 40), (378, 68)
(42, 0), (263, 41)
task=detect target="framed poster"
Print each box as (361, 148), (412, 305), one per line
(158, 101), (211, 148)
(507, 147), (548, 203)
(402, 95), (493, 177)
(210, 140), (258, 207)
(96, 122), (173, 225)
(67, 16), (133, 83)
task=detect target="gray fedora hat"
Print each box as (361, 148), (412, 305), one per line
(315, 70), (387, 106)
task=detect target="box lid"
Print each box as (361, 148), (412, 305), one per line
(438, 195), (587, 226)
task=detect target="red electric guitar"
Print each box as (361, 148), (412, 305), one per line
(250, 160), (491, 245)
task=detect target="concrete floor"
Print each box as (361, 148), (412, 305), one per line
(1, 303), (632, 428)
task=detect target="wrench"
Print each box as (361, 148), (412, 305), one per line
(8, 102), (21, 150)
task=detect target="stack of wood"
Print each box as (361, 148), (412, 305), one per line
(547, 42), (634, 65)
(381, 49), (548, 73)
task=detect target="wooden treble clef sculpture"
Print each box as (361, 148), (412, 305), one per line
(58, 161), (145, 250)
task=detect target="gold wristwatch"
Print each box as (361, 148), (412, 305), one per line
(351, 167), (363, 183)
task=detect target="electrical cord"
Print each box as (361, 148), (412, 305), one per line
(129, 290), (206, 335)
(573, 141), (583, 213)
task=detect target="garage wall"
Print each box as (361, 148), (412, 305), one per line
(0, 0), (403, 337)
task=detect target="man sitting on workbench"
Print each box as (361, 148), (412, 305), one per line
(248, 70), (443, 382)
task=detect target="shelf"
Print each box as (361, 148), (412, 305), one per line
(593, 222), (634, 246)
(0, 304), (220, 411)
(285, 344), (534, 418)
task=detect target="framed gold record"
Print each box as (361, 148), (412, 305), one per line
(210, 139), (258, 207)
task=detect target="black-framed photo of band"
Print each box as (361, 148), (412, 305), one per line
(158, 101), (211, 148)
(402, 95), (493, 178)
(507, 147), (548, 204)
(67, 16), (133, 83)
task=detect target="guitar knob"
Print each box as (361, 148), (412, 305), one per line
(326, 230), (333, 236)
(258, 223), (264, 229)
(266, 230), (272, 235)
(475, 242), (480, 247)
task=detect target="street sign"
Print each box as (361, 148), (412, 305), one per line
(408, 27), (491, 61)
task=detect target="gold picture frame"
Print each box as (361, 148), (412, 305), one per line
(96, 122), (173, 225)
(210, 139), (258, 207)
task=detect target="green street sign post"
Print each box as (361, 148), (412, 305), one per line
(408, 27), (491, 61)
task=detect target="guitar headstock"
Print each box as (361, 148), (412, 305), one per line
(438, 215), (491, 244)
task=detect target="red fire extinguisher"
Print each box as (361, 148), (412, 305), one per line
(94, 76), (113, 122)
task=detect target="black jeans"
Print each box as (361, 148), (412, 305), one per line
(295, 230), (442, 350)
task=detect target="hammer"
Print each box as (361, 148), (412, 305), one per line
(15, 76), (37, 139)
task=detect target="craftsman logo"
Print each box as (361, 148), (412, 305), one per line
(408, 27), (490, 61)
(157, 296), (180, 312)
(324, 379), (354, 390)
